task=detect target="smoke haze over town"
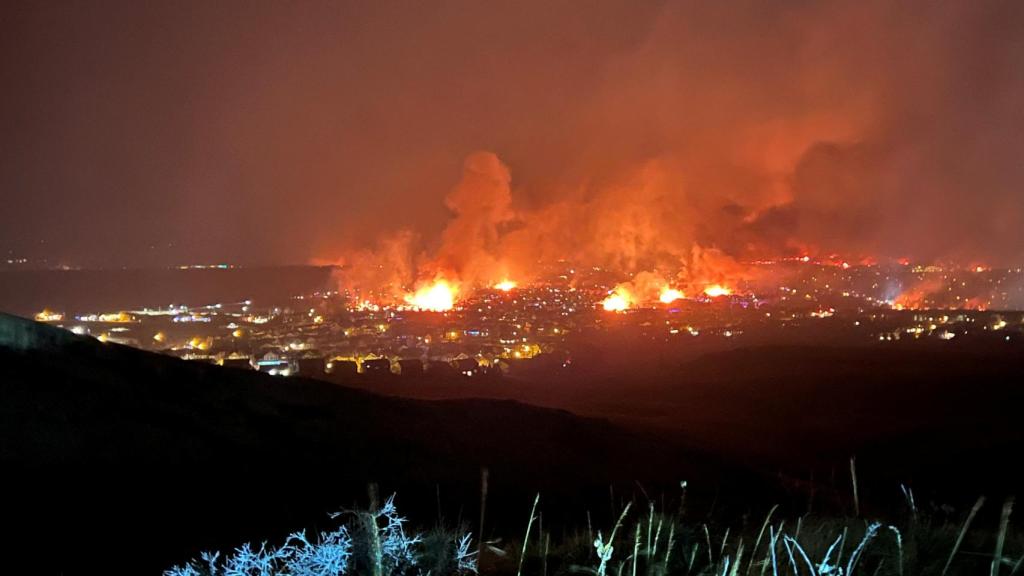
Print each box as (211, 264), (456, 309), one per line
(4, 1), (1024, 276)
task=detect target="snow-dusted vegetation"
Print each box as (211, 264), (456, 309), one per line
(165, 495), (477, 576)
(165, 489), (1021, 576)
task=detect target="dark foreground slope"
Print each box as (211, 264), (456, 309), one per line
(0, 315), (728, 574)
(346, 341), (1024, 509)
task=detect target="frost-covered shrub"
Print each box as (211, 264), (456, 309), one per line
(347, 494), (423, 576)
(418, 530), (477, 576)
(165, 495), (476, 576)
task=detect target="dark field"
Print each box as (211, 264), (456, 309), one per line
(346, 342), (1024, 500)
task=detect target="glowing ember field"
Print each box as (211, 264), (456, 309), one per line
(326, 256), (1024, 317)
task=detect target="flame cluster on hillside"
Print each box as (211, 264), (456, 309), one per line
(403, 279), (458, 312)
(318, 143), (1023, 314)
(319, 151), (764, 311)
(600, 281), (737, 312)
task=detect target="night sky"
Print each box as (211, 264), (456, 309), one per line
(3, 1), (1024, 269)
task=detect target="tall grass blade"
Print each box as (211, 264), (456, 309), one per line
(992, 497), (1015, 576)
(647, 503), (655, 560)
(517, 493), (540, 576)
(720, 527), (731, 566)
(705, 524), (714, 567)
(769, 526), (779, 576)
(900, 484), (917, 521)
(729, 541), (745, 576)
(836, 527), (848, 567)
(846, 522), (880, 576)
(747, 505), (779, 576)
(784, 535), (817, 576)
(595, 501), (633, 576)
(942, 495), (985, 576)
(817, 534), (842, 575)
(782, 536), (798, 575)
(633, 525), (640, 576)
(1008, 553), (1024, 576)
(652, 515), (664, 560)
(850, 457), (860, 517)
(543, 533), (550, 576)
(664, 522), (676, 573)
(887, 526), (903, 576)
(479, 467), (489, 565)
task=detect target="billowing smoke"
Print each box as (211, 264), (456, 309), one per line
(425, 152), (515, 288)
(332, 152), (759, 300)
(321, 231), (417, 303)
(310, 0), (1024, 301)
(4, 2), (1022, 270)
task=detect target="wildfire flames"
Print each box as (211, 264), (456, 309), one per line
(602, 291), (631, 312)
(404, 280), (457, 312)
(326, 152), (761, 310)
(659, 287), (684, 304)
(703, 285), (732, 298)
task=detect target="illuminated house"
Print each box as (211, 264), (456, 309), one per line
(327, 359), (358, 376)
(451, 357), (479, 377)
(255, 351), (292, 376)
(297, 357), (326, 376)
(222, 357), (253, 370)
(397, 358), (424, 376)
(427, 360), (457, 377)
(361, 357), (392, 375)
